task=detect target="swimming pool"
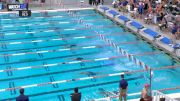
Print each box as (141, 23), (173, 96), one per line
(0, 9), (179, 101)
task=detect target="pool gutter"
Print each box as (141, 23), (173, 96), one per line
(0, 7), (94, 14)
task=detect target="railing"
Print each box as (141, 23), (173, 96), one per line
(89, 87), (180, 101)
(152, 90), (178, 101)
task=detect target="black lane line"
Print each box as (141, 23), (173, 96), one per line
(6, 66), (13, 76)
(0, 63), (113, 82)
(3, 54), (9, 62)
(50, 76), (59, 88)
(2, 75), (143, 100)
(0, 34), (60, 42)
(1, 42), (7, 49)
(57, 94), (65, 101)
(43, 62), (50, 72)
(9, 82), (16, 95)
(0, 51), (100, 66)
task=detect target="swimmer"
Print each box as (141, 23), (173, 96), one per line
(76, 57), (84, 61)
(80, 71), (100, 82)
(80, 71), (99, 76)
(62, 62), (66, 64)
(98, 88), (116, 97)
(70, 44), (77, 48)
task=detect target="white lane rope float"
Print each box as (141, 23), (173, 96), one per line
(0, 52), (161, 73)
(70, 11), (153, 72)
(1, 32), (129, 46)
(0, 40), (142, 57)
(1, 24), (115, 37)
(1, 18), (106, 30)
(70, 12), (158, 83)
(0, 65), (179, 93)
(1, 13), (97, 22)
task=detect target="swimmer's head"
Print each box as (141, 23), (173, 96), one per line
(144, 84), (150, 88)
(121, 74), (124, 79)
(19, 88), (24, 94)
(74, 87), (79, 93)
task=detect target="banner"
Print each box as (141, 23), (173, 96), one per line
(19, 10), (31, 17)
(7, 3), (28, 11)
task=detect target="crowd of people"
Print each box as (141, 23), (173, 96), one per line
(113, 0), (180, 40)
(89, 0), (104, 6)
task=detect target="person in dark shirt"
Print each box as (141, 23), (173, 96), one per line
(16, 88), (29, 101)
(119, 74), (128, 101)
(70, 88), (81, 101)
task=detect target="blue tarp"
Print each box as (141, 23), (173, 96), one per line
(130, 21), (143, 29)
(108, 10), (119, 16)
(144, 29), (159, 38)
(118, 15), (129, 22)
(100, 6), (109, 11)
(160, 37), (171, 45)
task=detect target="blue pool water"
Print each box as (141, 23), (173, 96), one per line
(0, 9), (179, 101)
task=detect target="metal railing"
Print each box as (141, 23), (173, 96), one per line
(89, 87), (180, 101)
(152, 90), (178, 101)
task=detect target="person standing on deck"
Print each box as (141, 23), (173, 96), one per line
(71, 88), (81, 101)
(119, 74), (128, 101)
(16, 88), (29, 101)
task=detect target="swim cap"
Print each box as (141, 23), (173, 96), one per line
(144, 84), (150, 88)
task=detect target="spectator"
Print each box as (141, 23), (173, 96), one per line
(171, 23), (179, 39)
(70, 87), (81, 101)
(92, 0), (96, 5)
(119, 74), (128, 101)
(141, 84), (152, 101)
(16, 88), (29, 101)
(138, 1), (144, 18)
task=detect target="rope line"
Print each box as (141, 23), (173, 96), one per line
(1, 17), (105, 29)
(1, 13), (97, 22)
(67, 10), (152, 72)
(0, 65), (179, 92)
(0, 40), (140, 57)
(0, 52), (161, 73)
(1, 25), (116, 36)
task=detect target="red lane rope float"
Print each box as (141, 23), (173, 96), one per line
(2, 30), (129, 46)
(0, 34), (138, 57)
(0, 65), (179, 93)
(98, 33), (152, 71)
(159, 86), (180, 92)
(69, 12), (154, 72)
(0, 51), (162, 73)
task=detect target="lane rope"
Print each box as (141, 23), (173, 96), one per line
(0, 65), (179, 92)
